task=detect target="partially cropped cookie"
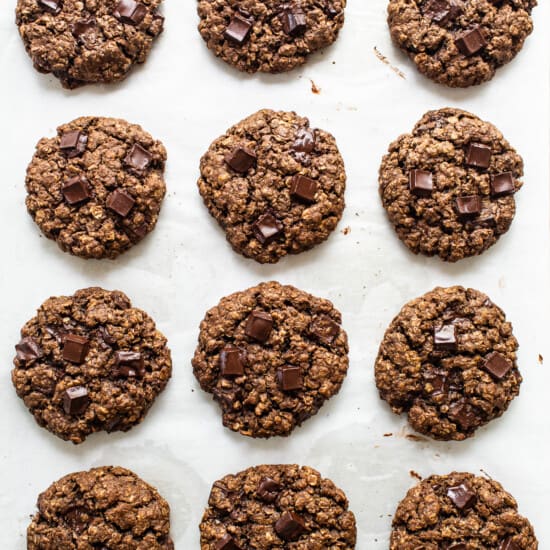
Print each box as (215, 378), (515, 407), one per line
(387, 0), (536, 87)
(25, 116), (167, 259)
(198, 109), (346, 263)
(375, 286), (521, 441)
(197, 0), (345, 73)
(391, 472), (538, 549)
(27, 466), (173, 549)
(200, 464), (356, 548)
(16, 0), (164, 88)
(379, 108), (523, 262)
(12, 287), (172, 444)
(192, 281), (349, 438)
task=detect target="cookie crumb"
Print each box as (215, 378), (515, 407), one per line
(373, 47), (405, 79)
(538, 354), (543, 364)
(409, 470), (422, 480)
(383, 432), (393, 437)
(310, 79), (321, 94)
(341, 226), (351, 235)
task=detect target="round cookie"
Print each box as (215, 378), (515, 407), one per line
(192, 281), (349, 438)
(387, 0), (536, 88)
(379, 108), (523, 262)
(12, 287), (172, 444)
(198, 109), (346, 264)
(25, 116), (167, 260)
(391, 472), (538, 549)
(16, 0), (164, 89)
(27, 466), (174, 549)
(374, 286), (521, 441)
(200, 464), (357, 548)
(197, 0), (346, 73)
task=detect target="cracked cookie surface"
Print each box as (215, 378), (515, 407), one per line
(379, 108), (523, 262)
(16, 0), (164, 88)
(27, 466), (174, 549)
(374, 286), (521, 441)
(192, 281), (349, 438)
(12, 287), (172, 444)
(198, 109), (346, 264)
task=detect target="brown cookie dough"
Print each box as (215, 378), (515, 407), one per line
(200, 464), (356, 548)
(192, 281), (349, 438)
(25, 116), (167, 260)
(16, 0), (164, 88)
(198, 109), (346, 264)
(12, 287), (172, 444)
(197, 0), (345, 73)
(379, 108), (523, 262)
(27, 466), (174, 549)
(391, 472), (538, 549)
(387, 0), (536, 87)
(374, 286), (522, 441)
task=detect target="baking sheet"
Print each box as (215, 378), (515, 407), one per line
(0, 0), (549, 547)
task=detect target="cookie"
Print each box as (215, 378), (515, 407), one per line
(197, 0), (345, 73)
(25, 116), (167, 260)
(198, 109), (346, 264)
(379, 108), (523, 262)
(12, 287), (172, 444)
(16, 0), (164, 88)
(27, 466), (174, 549)
(200, 464), (357, 548)
(391, 472), (538, 549)
(387, 0), (536, 87)
(192, 281), (349, 438)
(374, 286), (522, 441)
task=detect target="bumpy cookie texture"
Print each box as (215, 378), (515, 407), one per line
(192, 281), (349, 438)
(16, 0), (164, 88)
(375, 286), (521, 441)
(379, 108), (523, 262)
(27, 466), (174, 549)
(387, 0), (536, 87)
(198, 109), (346, 263)
(12, 287), (172, 444)
(25, 116), (167, 259)
(200, 464), (356, 548)
(391, 472), (538, 549)
(197, 0), (345, 73)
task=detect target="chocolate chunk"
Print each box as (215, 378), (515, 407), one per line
(424, 369), (448, 395)
(491, 172), (515, 197)
(114, 351), (145, 378)
(215, 534), (242, 550)
(59, 130), (88, 158)
(310, 315), (340, 344)
(15, 337), (43, 364)
(446, 482), (477, 510)
(245, 311), (273, 343)
(106, 188), (135, 217)
(293, 128), (316, 154)
(63, 506), (89, 534)
(97, 326), (116, 347)
(456, 195), (481, 218)
(409, 169), (433, 197)
(224, 13), (253, 44)
(281, 8), (307, 36)
(252, 212), (284, 245)
(455, 26), (487, 56)
(257, 477), (282, 503)
(499, 538), (520, 550)
(37, 0), (62, 14)
(274, 511), (307, 541)
(125, 143), (153, 171)
(114, 0), (147, 25)
(277, 365), (303, 391)
(465, 143), (492, 168)
(483, 351), (512, 379)
(325, 3), (340, 17)
(290, 174), (317, 204)
(433, 324), (457, 351)
(63, 334), (90, 364)
(220, 345), (245, 377)
(448, 400), (479, 430)
(63, 386), (90, 415)
(62, 175), (91, 206)
(225, 146), (256, 173)
(422, 0), (461, 25)
(213, 387), (242, 411)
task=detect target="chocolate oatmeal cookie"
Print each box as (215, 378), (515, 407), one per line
(192, 281), (349, 438)
(16, 0), (164, 88)
(12, 287), (172, 444)
(379, 108), (523, 262)
(374, 286), (521, 441)
(387, 0), (536, 87)
(200, 464), (356, 548)
(391, 472), (538, 549)
(197, 0), (346, 73)
(25, 116), (167, 260)
(27, 466), (174, 549)
(198, 109), (346, 264)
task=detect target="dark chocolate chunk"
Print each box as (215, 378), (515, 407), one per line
(63, 506), (90, 534)
(448, 400), (479, 430)
(422, 0), (461, 25)
(125, 143), (153, 171)
(424, 369), (448, 395)
(63, 386), (90, 415)
(293, 128), (316, 154)
(106, 188), (135, 217)
(277, 365), (303, 391)
(59, 130), (88, 158)
(499, 538), (520, 550)
(491, 172), (515, 197)
(63, 334), (90, 364)
(215, 534), (242, 550)
(446, 482), (477, 511)
(225, 146), (256, 173)
(290, 174), (317, 204)
(455, 26), (487, 56)
(252, 212), (284, 245)
(220, 345), (245, 377)
(433, 324), (457, 351)
(114, 351), (145, 378)
(224, 13), (253, 44)
(274, 511), (307, 541)
(71, 17), (96, 42)
(97, 326), (116, 347)
(245, 311), (273, 343)
(310, 315), (340, 344)
(257, 477), (282, 503)
(62, 175), (91, 206)
(37, 0), (62, 14)
(483, 351), (512, 379)
(281, 8), (307, 36)
(409, 169), (433, 197)
(465, 143), (492, 168)
(15, 337), (43, 364)
(456, 195), (481, 218)
(114, 0), (147, 25)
